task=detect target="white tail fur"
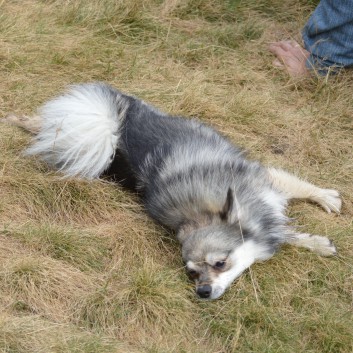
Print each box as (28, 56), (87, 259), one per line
(26, 83), (128, 179)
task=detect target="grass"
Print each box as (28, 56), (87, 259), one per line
(0, 0), (352, 352)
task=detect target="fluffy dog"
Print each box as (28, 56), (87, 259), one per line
(5, 82), (341, 299)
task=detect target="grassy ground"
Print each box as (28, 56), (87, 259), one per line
(1, 0), (352, 352)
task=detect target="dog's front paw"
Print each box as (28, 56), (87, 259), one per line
(290, 233), (338, 257)
(315, 188), (342, 214)
(310, 235), (337, 257)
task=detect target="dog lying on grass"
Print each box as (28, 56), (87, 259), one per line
(4, 82), (341, 299)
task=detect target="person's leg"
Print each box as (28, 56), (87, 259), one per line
(303, 0), (353, 73)
(270, 0), (353, 76)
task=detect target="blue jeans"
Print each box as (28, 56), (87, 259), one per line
(302, 0), (353, 72)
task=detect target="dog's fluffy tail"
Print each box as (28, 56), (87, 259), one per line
(26, 83), (128, 179)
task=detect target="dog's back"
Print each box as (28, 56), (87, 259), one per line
(24, 82), (287, 240)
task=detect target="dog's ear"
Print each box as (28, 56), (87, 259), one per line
(219, 187), (237, 223)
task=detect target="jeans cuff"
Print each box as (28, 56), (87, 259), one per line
(305, 54), (345, 75)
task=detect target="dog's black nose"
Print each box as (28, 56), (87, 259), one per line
(197, 284), (212, 298)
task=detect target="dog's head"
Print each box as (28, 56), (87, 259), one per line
(182, 225), (268, 299)
(180, 188), (274, 299)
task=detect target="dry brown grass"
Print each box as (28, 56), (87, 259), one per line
(1, 0), (352, 352)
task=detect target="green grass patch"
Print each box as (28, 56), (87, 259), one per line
(6, 224), (110, 271)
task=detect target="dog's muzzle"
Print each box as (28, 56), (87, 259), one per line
(196, 284), (212, 299)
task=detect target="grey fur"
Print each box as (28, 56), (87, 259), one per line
(24, 82), (340, 299)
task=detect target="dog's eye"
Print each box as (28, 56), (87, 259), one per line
(187, 269), (198, 279)
(214, 261), (226, 269)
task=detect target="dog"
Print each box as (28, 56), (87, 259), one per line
(4, 82), (341, 300)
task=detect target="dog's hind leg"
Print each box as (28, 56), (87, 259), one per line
(267, 167), (341, 214)
(286, 232), (337, 256)
(3, 114), (42, 134)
